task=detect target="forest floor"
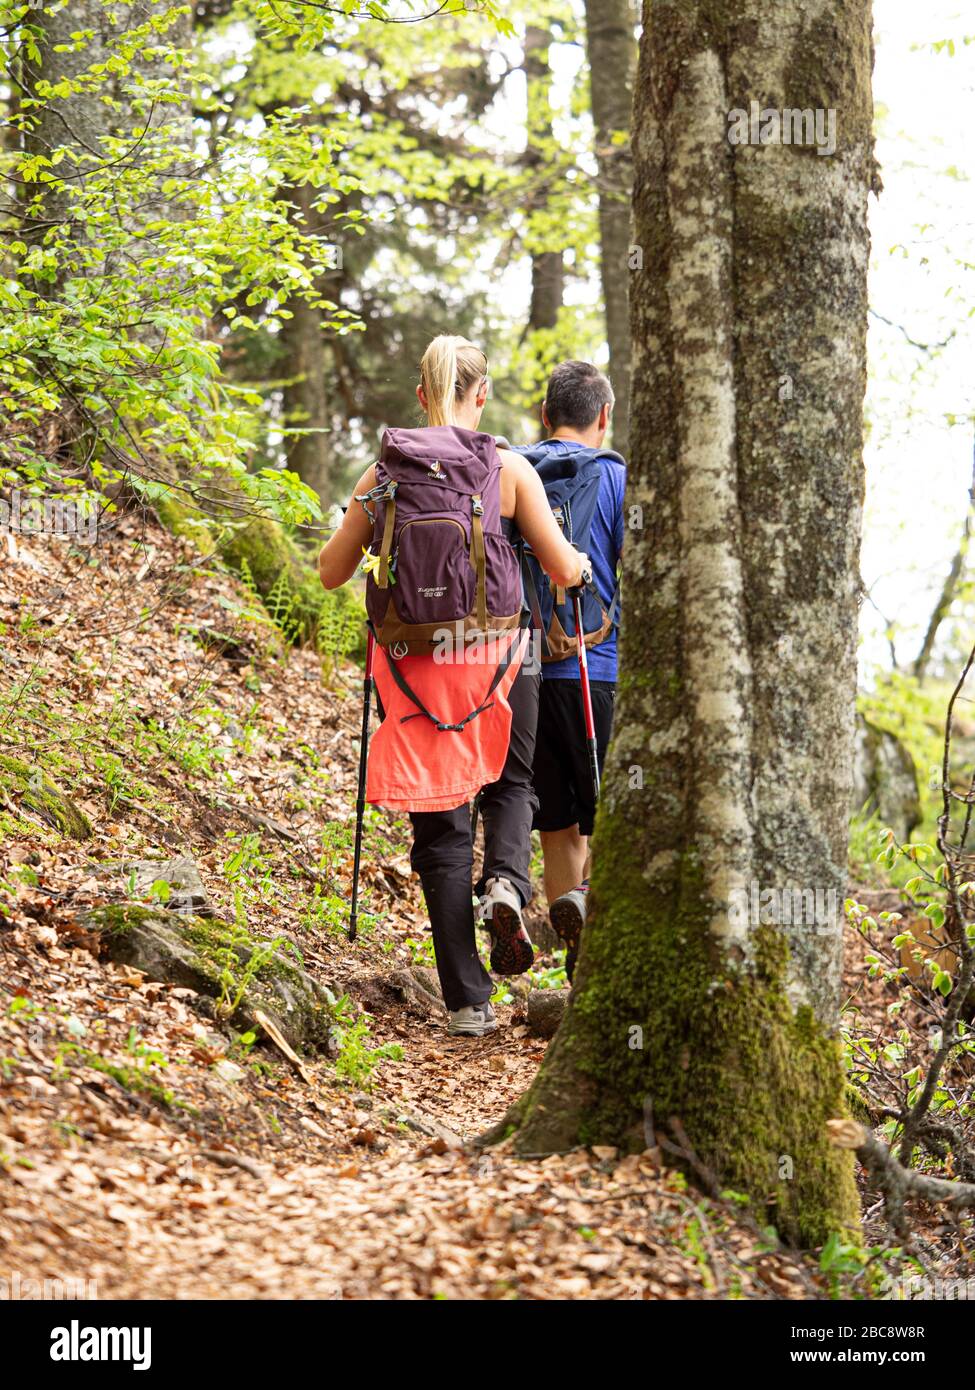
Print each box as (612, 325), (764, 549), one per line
(0, 508), (960, 1300)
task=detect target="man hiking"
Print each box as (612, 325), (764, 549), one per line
(515, 361), (625, 980)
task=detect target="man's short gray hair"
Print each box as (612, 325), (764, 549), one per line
(543, 361), (614, 431)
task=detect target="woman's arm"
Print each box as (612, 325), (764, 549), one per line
(501, 450), (588, 588)
(318, 465), (376, 590)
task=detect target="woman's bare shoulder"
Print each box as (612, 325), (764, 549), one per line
(497, 446), (529, 473)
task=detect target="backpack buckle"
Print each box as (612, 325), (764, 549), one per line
(355, 479), (397, 521)
(471, 495), (484, 516)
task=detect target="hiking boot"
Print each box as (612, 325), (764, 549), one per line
(447, 1001), (498, 1037)
(550, 883), (587, 982)
(478, 877), (534, 976)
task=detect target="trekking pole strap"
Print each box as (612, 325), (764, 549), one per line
(605, 580), (621, 630)
(572, 592), (601, 804)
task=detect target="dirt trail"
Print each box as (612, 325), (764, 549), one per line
(1, 964), (811, 1301)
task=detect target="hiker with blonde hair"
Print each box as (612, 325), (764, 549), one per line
(320, 334), (590, 1036)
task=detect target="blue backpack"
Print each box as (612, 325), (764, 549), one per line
(515, 444), (623, 664)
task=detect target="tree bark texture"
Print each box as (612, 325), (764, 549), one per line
(504, 0), (876, 1246)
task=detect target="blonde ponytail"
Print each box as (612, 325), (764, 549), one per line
(419, 334), (487, 427)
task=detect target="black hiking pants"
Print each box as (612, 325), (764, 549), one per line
(409, 664), (540, 1012)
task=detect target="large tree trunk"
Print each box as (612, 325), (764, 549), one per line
(2, 28), (22, 210)
(583, 0), (636, 457)
(276, 180), (334, 509)
(524, 23), (564, 332)
(22, 1), (193, 261)
(523, 22), (564, 438)
(19, 0), (193, 463)
(500, 0), (876, 1246)
(21, 0), (113, 244)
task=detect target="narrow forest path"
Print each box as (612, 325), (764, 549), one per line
(0, 513), (834, 1298)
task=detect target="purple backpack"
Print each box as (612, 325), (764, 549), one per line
(358, 426), (522, 656)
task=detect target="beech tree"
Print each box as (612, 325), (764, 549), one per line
(275, 177), (335, 508)
(21, 0), (193, 283)
(501, 0), (878, 1245)
(523, 19), (565, 391)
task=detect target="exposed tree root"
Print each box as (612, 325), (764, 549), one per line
(830, 1119), (975, 1236)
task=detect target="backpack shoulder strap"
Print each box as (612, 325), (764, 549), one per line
(605, 578), (621, 630)
(519, 545), (551, 659)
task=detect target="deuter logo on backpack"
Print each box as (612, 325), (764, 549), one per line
(357, 426), (522, 654)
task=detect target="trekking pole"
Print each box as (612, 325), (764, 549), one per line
(571, 588), (600, 802)
(348, 628), (376, 943)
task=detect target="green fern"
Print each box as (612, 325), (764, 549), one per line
(264, 571), (302, 647)
(318, 588), (366, 684)
(238, 555), (260, 603)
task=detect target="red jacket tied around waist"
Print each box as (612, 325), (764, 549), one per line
(366, 629), (529, 813)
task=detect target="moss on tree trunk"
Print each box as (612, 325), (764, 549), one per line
(512, 838), (859, 1243)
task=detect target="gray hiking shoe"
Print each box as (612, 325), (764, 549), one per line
(477, 876), (534, 975)
(447, 1000), (498, 1037)
(549, 884), (587, 981)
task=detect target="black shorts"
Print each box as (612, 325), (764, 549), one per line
(532, 679), (615, 837)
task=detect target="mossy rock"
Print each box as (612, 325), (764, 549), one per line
(151, 480), (366, 660)
(526, 988), (568, 1039)
(152, 490), (216, 553)
(851, 714), (920, 842)
(0, 755), (91, 840)
(88, 905), (334, 1053)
